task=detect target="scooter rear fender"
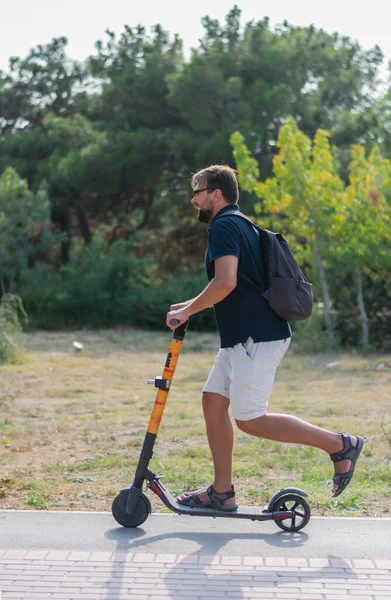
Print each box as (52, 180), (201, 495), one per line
(267, 487), (308, 511)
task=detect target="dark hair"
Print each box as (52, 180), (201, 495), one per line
(191, 164), (239, 204)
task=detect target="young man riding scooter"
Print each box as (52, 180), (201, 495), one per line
(166, 164), (363, 512)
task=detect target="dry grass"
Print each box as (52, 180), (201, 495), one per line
(1, 328), (390, 517)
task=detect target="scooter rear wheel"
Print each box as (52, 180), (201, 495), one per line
(112, 491), (151, 527)
(272, 493), (311, 532)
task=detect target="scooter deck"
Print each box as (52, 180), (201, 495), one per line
(148, 485), (290, 521)
(172, 501), (274, 519)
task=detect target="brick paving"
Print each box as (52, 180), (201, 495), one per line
(0, 550), (390, 600)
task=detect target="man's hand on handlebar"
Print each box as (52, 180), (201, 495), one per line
(166, 309), (188, 330)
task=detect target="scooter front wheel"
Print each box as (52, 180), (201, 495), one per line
(112, 490), (151, 527)
(272, 493), (311, 532)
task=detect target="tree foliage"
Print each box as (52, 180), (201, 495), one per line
(0, 6), (390, 344)
(0, 167), (60, 293)
(1, 7), (385, 248)
(231, 118), (391, 349)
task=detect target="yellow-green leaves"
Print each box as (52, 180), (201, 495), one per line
(230, 118), (391, 272)
(231, 118), (345, 255)
(341, 144), (391, 276)
(230, 117), (391, 348)
(230, 131), (259, 194)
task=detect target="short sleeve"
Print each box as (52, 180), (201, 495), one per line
(208, 218), (241, 262)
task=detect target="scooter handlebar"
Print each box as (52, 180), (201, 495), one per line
(169, 318), (189, 339)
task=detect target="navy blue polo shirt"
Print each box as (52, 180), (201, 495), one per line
(206, 204), (291, 348)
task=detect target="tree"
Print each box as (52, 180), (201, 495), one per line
(231, 118), (346, 348)
(0, 37), (86, 135)
(82, 24), (184, 240)
(36, 112), (114, 256)
(0, 167), (58, 293)
(0, 27), (184, 261)
(0, 10), (387, 274)
(165, 7), (384, 200)
(231, 120), (391, 349)
(331, 145), (391, 349)
(0, 38), (89, 260)
(274, 24), (383, 138)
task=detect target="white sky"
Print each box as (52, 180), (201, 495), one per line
(0, 0), (390, 72)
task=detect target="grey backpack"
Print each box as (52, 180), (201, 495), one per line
(216, 211), (313, 321)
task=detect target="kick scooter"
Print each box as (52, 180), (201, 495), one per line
(112, 320), (311, 532)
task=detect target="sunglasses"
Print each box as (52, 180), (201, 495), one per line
(192, 187), (215, 196)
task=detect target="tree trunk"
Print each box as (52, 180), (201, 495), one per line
(129, 188), (154, 234)
(107, 188), (154, 244)
(57, 210), (71, 264)
(314, 232), (337, 349)
(75, 206), (92, 245)
(51, 203), (71, 265)
(354, 268), (369, 350)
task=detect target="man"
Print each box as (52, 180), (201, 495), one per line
(166, 164), (363, 512)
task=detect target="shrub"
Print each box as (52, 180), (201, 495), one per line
(133, 269), (216, 331)
(17, 237), (217, 332)
(290, 304), (337, 353)
(0, 294), (27, 364)
(18, 237), (151, 329)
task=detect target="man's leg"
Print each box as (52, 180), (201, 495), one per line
(203, 392), (234, 492)
(235, 414), (358, 493)
(178, 392), (236, 506)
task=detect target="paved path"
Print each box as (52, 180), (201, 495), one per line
(0, 511), (390, 599)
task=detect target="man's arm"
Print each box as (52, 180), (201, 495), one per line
(166, 255), (238, 329)
(169, 300), (194, 311)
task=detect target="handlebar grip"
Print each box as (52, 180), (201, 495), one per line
(170, 318), (189, 340)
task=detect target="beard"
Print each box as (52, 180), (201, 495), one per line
(197, 207), (213, 223)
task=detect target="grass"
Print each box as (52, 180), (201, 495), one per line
(0, 328), (390, 517)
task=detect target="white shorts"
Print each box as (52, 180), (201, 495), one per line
(202, 337), (291, 421)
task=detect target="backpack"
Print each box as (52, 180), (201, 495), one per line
(214, 211), (313, 321)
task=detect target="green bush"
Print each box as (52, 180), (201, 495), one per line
(290, 304), (337, 353)
(19, 233), (390, 351)
(18, 237), (150, 329)
(133, 269), (216, 331)
(332, 274), (391, 352)
(17, 237), (216, 331)
(0, 294), (27, 363)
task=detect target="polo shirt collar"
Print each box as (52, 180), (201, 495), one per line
(208, 204), (240, 231)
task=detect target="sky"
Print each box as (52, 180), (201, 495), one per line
(0, 0), (390, 72)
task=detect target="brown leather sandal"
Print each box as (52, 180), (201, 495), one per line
(177, 485), (238, 512)
(330, 434), (364, 497)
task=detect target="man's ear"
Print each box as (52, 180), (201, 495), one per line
(213, 188), (223, 202)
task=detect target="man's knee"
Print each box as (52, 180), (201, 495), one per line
(236, 414), (266, 434)
(202, 391), (230, 418)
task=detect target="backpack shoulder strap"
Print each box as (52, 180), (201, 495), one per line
(212, 210), (262, 230)
(212, 210), (270, 291)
